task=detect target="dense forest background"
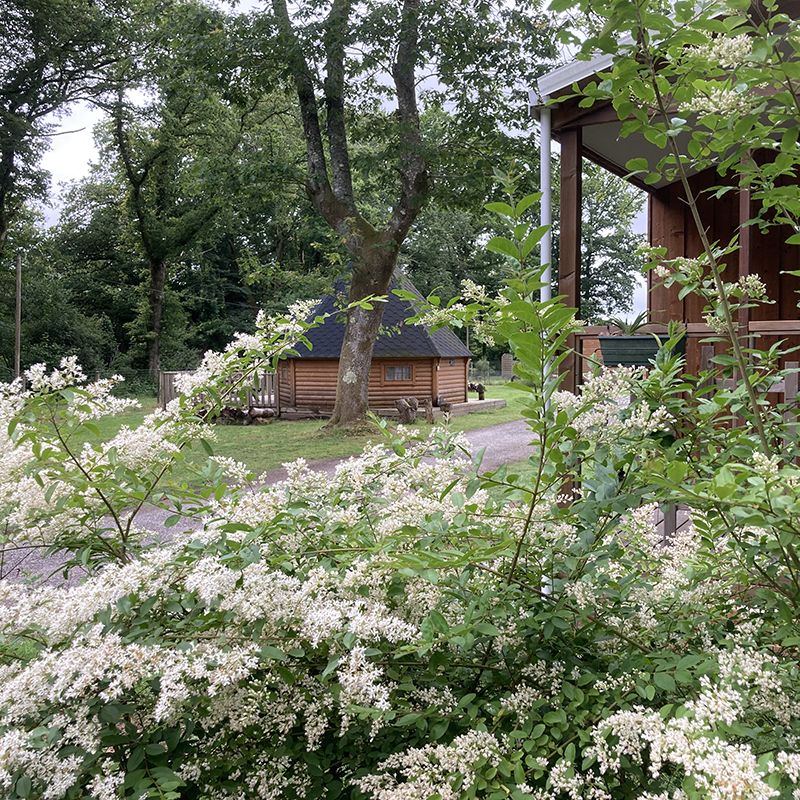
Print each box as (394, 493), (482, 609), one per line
(0, 0), (645, 388)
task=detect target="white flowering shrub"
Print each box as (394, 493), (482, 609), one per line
(4, 8), (800, 792)
(0, 300), (339, 570)
(3, 333), (800, 800)
(3, 226), (800, 800)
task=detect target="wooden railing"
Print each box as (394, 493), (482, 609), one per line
(575, 320), (800, 382)
(158, 370), (277, 411)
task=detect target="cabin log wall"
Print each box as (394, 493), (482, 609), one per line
(287, 357), (471, 411)
(435, 359), (469, 403)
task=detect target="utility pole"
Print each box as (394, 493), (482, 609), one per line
(14, 253), (21, 380)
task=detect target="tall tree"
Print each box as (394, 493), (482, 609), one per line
(400, 204), (506, 299)
(579, 163), (645, 321)
(105, 2), (289, 377)
(264, 0), (555, 426)
(0, 0), (123, 255)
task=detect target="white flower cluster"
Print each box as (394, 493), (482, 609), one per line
(207, 427), (482, 549)
(354, 730), (501, 800)
(0, 364), (152, 549)
(24, 355), (86, 392)
(702, 309), (731, 336)
(210, 455), (252, 484)
(461, 278), (489, 302)
(689, 34), (752, 68)
(417, 302), (467, 329)
(588, 645), (800, 799)
(501, 660), (566, 719)
(737, 274), (768, 299)
(553, 367), (671, 446)
(682, 85), (755, 118)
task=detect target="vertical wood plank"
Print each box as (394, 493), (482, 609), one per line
(784, 362), (798, 452)
(661, 503), (677, 543)
(559, 127), (582, 393)
(779, 218), (800, 322)
(750, 220), (781, 323)
(648, 185), (685, 324)
(738, 183), (752, 334)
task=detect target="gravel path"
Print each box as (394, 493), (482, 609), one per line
(3, 418), (533, 585)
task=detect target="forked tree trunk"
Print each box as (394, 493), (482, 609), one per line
(147, 258), (166, 379)
(272, 0), (425, 428)
(327, 254), (395, 427)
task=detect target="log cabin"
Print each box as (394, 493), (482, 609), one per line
(278, 279), (472, 414)
(531, 40), (800, 391)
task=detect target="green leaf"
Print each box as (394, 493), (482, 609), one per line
(486, 237), (520, 260)
(260, 645), (287, 661)
(653, 672), (676, 691)
(625, 157), (649, 173)
(15, 776), (32, 799)
(515, 194), (540, 216)
(484, 201), (515, 218)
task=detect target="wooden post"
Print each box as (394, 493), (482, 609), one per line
(784, 361), (798, 451)
(14, 253), (21, 380)
(559, 128), (582, 392)
(158, 371), (166, 410)
(661, 503), (677, 543)
(738, 182), (752, 337)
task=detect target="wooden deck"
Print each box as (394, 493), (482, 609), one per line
(158, 370), (278, 412)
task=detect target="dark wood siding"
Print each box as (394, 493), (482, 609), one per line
(289, 358), (440, 411)
(648, 162), (800, 373)
(650, 164), (799, 324)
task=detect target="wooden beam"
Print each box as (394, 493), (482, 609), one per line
(738, 181), (752, 334)
(551, 100), (623, 132)
(559, 128), (582, 392)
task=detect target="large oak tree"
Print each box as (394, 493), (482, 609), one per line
(264, 0), (555, 426)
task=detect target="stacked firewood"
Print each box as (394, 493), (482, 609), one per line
(214, 406), (277, 425)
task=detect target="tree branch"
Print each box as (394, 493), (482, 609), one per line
(323, 0), (355, 209)
(386, 0), (428, 246)
(271, 0), (342, 228)
(112, 92), (156, 260)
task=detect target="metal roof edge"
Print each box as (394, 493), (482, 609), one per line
(533, 51), (615, 106)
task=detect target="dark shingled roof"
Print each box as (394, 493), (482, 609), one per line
(293, 277), (472, 360)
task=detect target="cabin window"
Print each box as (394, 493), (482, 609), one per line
(384, 364), (413, 382)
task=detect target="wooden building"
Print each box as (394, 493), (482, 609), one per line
(279, 280), (472, 414)
(533, 50), (800, 390)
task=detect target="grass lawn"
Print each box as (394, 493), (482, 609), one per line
(81, 383), (528, 477)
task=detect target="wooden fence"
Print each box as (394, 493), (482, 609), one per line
(159, 370), (277, 411)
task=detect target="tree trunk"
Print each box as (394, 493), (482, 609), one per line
(0, 214), (7, 260)
(327, 253), (396, 428)
(147, 259), (166, 379)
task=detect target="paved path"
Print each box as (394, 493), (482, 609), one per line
(255, 418), (533, 484)
(3, 419), (533, 585)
